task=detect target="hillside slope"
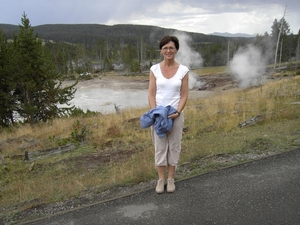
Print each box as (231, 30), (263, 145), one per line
(0, 23), (252, 46)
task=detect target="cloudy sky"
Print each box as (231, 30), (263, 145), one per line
(0, 0), (299, 35)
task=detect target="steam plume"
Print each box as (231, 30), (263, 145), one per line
(230, 44), (267, 87)
(172, 32), (204, 89)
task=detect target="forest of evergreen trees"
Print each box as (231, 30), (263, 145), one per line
(0, 23), (255, 73)
(1, 18), (299, 76)
(4, 21), (300, 75)
(0, 14), (299, 126)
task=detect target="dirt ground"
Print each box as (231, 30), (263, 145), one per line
(2, 71), (282, 224)
(63, 73), (241, 168)
(4, 73), (239, 168)
(85, 72), (238, 91)
(67, 72), (241, 99)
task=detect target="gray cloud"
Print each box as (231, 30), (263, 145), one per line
(0, 0), (298, 34)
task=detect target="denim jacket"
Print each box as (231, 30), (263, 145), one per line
(140, 105), (177, 138)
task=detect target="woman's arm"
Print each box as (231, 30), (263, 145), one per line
(168, 72), (189, 119)
(148, 70), (156, 109)
(177, 72), (189, 113)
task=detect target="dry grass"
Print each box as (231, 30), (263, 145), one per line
(1, 75), (300, 218)
(193, 66), (229, 75)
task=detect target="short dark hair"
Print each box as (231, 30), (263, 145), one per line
(159, 35), (179, 50)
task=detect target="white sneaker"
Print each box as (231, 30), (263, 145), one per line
(167, 178), (175, 193)
(155, 179), (164, 194)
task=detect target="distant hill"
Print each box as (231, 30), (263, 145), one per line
(211, 32), (257, 38)
(0, 23), (253, 47)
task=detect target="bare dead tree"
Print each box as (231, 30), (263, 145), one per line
(114, 103), (121, 113)
(273, 5), (287, 70)
(296, 34), (300, 71)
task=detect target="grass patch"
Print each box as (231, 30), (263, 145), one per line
(193, 66), (229, 75)
(0, 74), (300, 223)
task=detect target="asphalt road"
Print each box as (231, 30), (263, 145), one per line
(21, 148), (300, 225)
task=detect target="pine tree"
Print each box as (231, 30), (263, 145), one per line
(0, 30), (16, 125)
(11, 13), (77, 124)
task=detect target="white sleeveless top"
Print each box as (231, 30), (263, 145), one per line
(151, 63), (189, 109)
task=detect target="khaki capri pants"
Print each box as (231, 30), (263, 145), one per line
(151, 112), (184, 167)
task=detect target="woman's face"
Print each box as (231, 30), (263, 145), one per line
(161, 41), (177, 59)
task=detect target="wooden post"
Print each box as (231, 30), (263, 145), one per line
(24, 151), (29, 161)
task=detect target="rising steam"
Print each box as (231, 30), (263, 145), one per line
(230, 44), (267, 88)
(172, 32), (204, 90)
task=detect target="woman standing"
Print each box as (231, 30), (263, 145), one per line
(148, 35), (189, 194)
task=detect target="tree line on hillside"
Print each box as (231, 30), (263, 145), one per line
(0, 13), (299, 127)
(0, 23), (233, 47)
(1, 18), (299, 74)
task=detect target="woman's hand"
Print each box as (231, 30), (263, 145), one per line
(168, 112), (180, 119)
